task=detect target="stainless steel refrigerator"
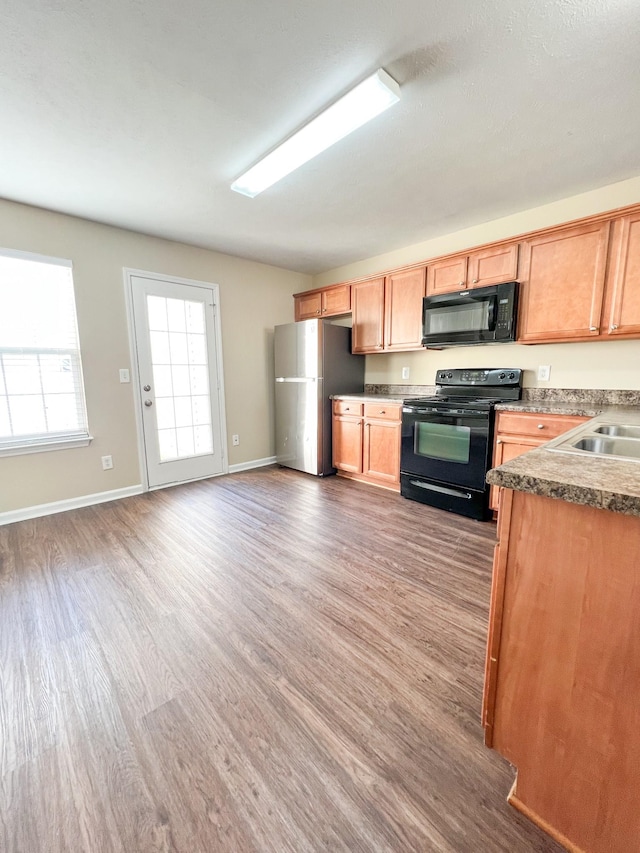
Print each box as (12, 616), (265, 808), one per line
(275, 320), (365, 475)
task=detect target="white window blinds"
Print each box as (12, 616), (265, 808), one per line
(0, 249), (90, 453)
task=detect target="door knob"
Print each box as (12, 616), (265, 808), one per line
(143, 384), (151, 392)
(144, 399), (153, 407)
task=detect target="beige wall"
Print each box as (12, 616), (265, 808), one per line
(314, 175), (640, 391)
(0, 199), (310, 513)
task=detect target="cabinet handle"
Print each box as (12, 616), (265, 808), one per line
(459, 281), (465, 286)
(472, 278), (478, 283)
(345, 407), (350, 411)
(611, 324), (619, 330)
(316, 309), (321, 315)
(589, 326), (597, 331)
(322, 308), (327, 313)
(379, 410), (386, 414)
(537, 424), (545, 429)
(496, 439), (503, 444)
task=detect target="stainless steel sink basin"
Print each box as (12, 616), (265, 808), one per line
(545, 414), (640, 461)
(571, 436), (640, 459)
(594, 424), (640, 439)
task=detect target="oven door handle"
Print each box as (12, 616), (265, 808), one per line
(408, 480), (473, 500)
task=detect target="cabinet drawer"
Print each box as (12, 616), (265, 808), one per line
(363, 402), (401, 422)
(495, 411), (589, 440)
(333, 400), (363, 417)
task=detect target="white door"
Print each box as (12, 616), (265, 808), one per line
(129, 273), (226, 489)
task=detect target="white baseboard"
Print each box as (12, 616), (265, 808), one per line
(228, 456), (277, 474)
(0, 485), (144, 526)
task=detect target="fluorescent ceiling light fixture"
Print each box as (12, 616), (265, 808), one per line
(231, 68), (400, 198)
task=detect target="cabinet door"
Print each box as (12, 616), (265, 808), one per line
(295, 291), (322, 321)
(489, 437), (540, 511)
(332, 416), (363, 473)
(362, 420), (400, 485)
(605, 212), (640, 337)
(383, 267), (426, 351)
(467, 244), (518, 288)
(483, 489), (513, 747)
(517, 222), (610, 342)
(322, 285), (351, 316)
(425, 256), (467, 296)
(352, 277), (385, 353)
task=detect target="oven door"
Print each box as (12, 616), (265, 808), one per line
(401, 405), (491, 491)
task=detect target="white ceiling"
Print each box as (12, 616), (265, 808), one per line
(2, 0), (640, 274)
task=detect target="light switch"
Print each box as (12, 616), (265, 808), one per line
(119, 369), (130, 383)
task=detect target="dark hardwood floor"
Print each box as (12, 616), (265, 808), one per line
(0, 467), (562, 852)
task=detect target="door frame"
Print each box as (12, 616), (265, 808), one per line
(123, 267), (228, 491)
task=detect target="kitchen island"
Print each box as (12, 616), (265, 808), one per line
(484, 413), (640, 853)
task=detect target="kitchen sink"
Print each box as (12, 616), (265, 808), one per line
(595, 424), (640, 439)
(545, 414), (640, 462)
(572, 436), (640, 458)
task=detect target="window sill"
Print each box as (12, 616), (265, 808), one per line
(0, 435), (94, 458)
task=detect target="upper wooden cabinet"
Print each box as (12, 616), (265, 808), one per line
(293, 202), (640, 348)
(383, 267), (427, 351)
(426, 244), (518, 296)
(352, 268), (425, 354)
(294, 284), (350, 321)
(604, 211), (640, 338)
(426, 255), (467, 296)
(351, 277), (385, 353)
(517, 222), (611, 342)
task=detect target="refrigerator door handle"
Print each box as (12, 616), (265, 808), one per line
(275, 377), (317, 382)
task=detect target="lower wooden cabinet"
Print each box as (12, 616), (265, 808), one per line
(484, 489), (640, 852)
(332, 404), (363, 474)
(332, 400), (401, 490)
(489, 411), (589, 511)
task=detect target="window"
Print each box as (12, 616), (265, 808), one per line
(0, 248), (91, 456)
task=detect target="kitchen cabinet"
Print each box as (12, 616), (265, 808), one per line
(332, 399), (401, 490)
(352, 268), (425, 354)
(351, 277), (385, 352)
(517, 221), (611, 342)
(425, 244), (518, 296)
(332, 400), (363, 474)
(603, 210), (640, 337)
(483, 489), (640, 853)
(294, 202), (640, 347)
(489, 411), (589, 511)
(294, 284), (351, 321)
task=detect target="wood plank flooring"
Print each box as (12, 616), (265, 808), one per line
(0, 467), (562, 852)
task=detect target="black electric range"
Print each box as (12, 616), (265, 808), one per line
(400, 368), (523, 519)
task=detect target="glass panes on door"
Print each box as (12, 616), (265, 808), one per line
(147, 295), (213, 462)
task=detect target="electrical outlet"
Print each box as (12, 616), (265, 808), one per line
(101, 455), (113, 470)
(232, 434), (240, 446)
(401, 366), (410, 380)
(537, 365), (551, 381)
(119, 368), (130, 383)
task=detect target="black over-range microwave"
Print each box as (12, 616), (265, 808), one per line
(422, 281), (519, 348)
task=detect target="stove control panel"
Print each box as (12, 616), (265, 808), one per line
(436, 368), (522, 387)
